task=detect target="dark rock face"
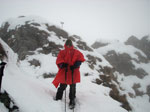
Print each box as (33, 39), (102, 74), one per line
(125, 36), (140, 48)
(86, 54), (102, 70)
(0, 91), (19, 112)
(134, 52), (148, 63)
(103, 50), (148, 79)
(38, 41), (63, 57)
(109, 86), (132, 111)
(125, 35), (150, 60)
(147, 85), (150, 102)
(28, 59), (41, 67)
(92, 36), (150, 79)
(0, 20), (66, 60)
(0, 23), (48, 60)
(46, 25), (68, 39)
(0, 17), (94, 60)
(77, 40), (93, 52)
(132, 83), (144, 96)
(91, 41), (109, 49)
(93, 66), (132, 111)
(42, 73), (56, 78)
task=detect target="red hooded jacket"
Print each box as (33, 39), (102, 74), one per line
(52, 45), (85, 88)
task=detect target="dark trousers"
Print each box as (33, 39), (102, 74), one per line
(0, 74), (2, 92)
(0, 67), (4, 92)
(56, 83), (76, 101)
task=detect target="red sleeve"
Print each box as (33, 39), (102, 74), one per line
(56, 50), (65, 65)
(76, 50), (85, 62)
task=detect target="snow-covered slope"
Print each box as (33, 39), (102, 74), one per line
(0, 16), (128, 112)
(95, 40), (150, 112)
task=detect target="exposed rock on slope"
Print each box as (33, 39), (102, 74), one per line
(93, 36), (150, 112)
(91, 41), (109, 49)
(125, 35), (150, 60)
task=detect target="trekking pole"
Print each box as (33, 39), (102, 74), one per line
(65, 67), (68, 112)
(71, 69), (74, 86)
(71, 69), (75, 112)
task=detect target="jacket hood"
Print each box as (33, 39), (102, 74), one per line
(64, 44), (74, 50)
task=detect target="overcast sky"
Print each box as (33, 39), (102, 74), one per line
(0, 0), (149, 45)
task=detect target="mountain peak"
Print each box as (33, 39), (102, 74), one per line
(2, 15), (52, 31)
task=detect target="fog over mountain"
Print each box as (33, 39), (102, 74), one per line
(0, 16), (149, 112)
(0, 0), (149, 45)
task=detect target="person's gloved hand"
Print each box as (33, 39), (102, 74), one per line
(70, 65), (75, 71)
(70, 61), (82, 71)
(0, 62), (7, 66)
(58, 63), (68, 69)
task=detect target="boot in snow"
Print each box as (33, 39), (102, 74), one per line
(69, 99), (75, 109)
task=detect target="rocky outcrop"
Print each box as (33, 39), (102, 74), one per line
(86, 54), (102, 70)
(92, 36), (149, 79)
(91, 41), (109, 49)
(92, 36), (150, 111)
(0, 20), (66, 60)
(93, 66), (132, 111)
(125, 35), (150, 60)
(0, 91), (19, 112)
(103, 50), (148, 78)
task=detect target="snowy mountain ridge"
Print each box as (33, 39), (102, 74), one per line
(0, 16), (131, 112)
(3, 15), (53, 32)
(97, 41), (147, 61)
(93, 37), (150, 112)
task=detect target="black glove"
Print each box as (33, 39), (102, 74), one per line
(0, 62), (7, 67)
(70, 61), (82, 71)
(70, 65), (75, 71)
(58, 63), (68, 69)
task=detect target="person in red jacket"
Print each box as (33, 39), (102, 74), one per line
(52, 39), (85, 107)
